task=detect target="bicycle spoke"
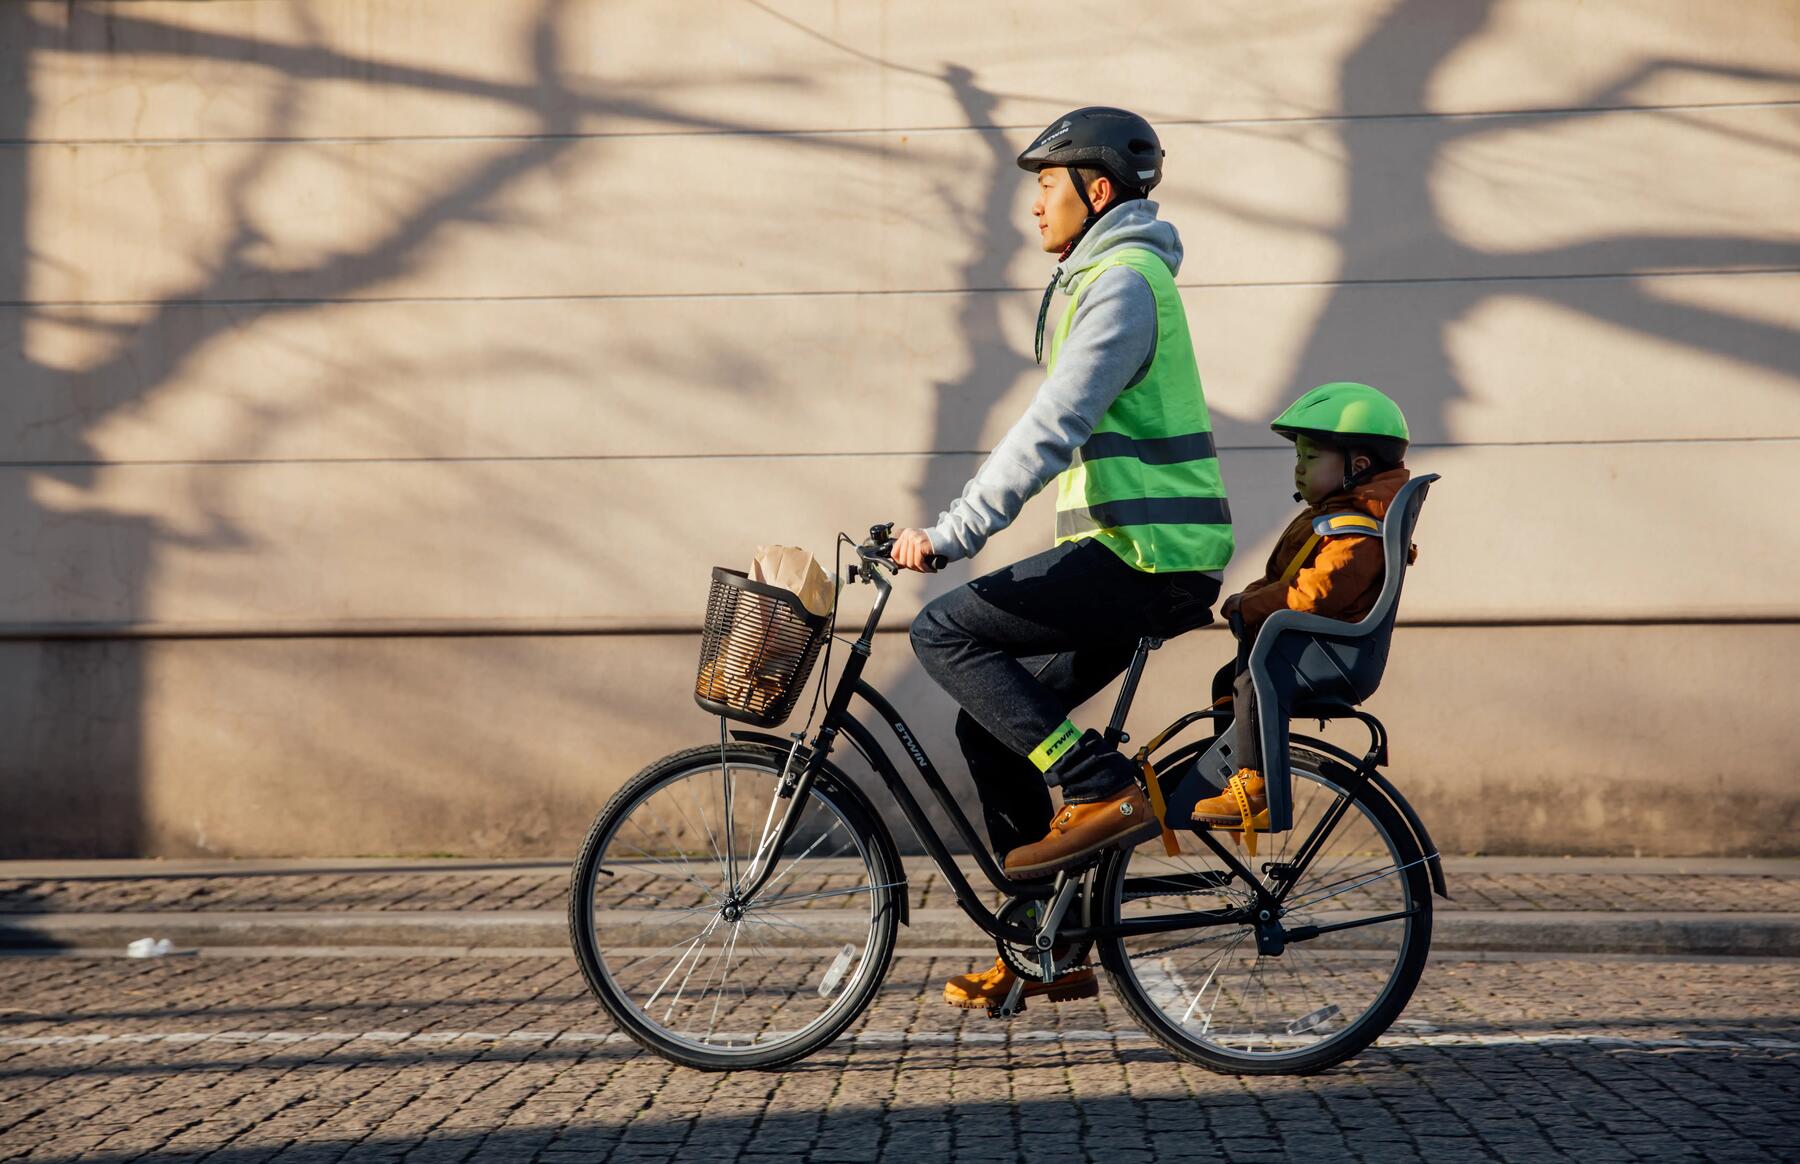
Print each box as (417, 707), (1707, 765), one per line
(701, 919), (743, 1043)
(1184, 929), (1251, 1028)
(611, 841), (724, 904)
(722, 759), (738, 895)
(644, 914), (723, 1014)
(1284, 856), (1427, 914)
(1296, 817), (1380, 902)
(665, 783), (730, 893)
(748, 881), (905, 909)
(755, 813), (849, 901)
(741, 909), (812, 936)
(611, 920), (730, 979)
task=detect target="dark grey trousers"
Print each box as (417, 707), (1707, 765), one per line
(909, 538), (1220, 855)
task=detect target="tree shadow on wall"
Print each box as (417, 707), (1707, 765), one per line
(2, 1), (1794, 858)
(0, 0), (908, 856)
(1285, 0), (1799, 448)
(746, 0), (1799, 857)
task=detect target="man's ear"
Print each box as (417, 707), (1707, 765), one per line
(1087, 173), (1114, 213)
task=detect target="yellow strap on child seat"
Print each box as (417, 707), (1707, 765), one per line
(1276, 533), (1322, 587)
(1137, 755), (1181, 857)
(1226, 771), (1259, 859)
(1275, 513), (1380, 589)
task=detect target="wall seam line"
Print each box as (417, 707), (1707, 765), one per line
(5, 98), (1796, 148)
(7, 266), (1798, 310)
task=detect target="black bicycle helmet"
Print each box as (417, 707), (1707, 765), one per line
(1017, 107), (1164, 198)
(1020, 107), (1168, 359)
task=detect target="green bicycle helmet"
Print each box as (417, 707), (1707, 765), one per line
(1271, 381), (1410, 469)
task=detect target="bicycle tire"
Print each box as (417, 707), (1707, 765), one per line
(1095, 745), (1432, 1075)
(568, 742), (901, 1071)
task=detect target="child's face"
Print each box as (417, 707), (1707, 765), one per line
(1293, 436), (1347, 505)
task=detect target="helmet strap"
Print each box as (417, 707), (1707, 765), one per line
(1058, 165), (1104, 255)
(1071, 166), (1098, 217)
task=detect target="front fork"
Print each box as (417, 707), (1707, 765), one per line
(728, 568), (893, 904)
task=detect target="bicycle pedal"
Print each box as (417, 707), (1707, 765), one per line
(987, 975), (1028, 1019)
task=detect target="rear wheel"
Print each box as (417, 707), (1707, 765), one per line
(1095, 747), (1432, 1074)
(568, 742), (901, 1070)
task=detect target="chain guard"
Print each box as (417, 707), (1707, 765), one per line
(994, 893), (1092, 983)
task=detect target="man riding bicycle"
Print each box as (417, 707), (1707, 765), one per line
(890, 107), (1234, 1007)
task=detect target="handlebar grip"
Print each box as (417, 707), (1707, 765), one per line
(926, 554), (947, 571)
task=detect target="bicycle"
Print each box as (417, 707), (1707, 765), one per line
(570, 481), (1445, 1075)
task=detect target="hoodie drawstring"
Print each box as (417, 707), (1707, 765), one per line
(1033, 268), (1062, 365)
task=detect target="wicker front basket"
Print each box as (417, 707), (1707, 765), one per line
(694, 567), (831, 727)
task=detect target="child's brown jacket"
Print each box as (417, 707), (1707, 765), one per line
(1236, 467), (1413, 635)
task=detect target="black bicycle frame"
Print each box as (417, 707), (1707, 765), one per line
(729, 560), (1415, 949)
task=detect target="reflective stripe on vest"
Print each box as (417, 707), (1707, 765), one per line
(1047, 248), (1234, 574)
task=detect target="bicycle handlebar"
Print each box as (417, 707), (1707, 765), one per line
(854, 522), (946, 576)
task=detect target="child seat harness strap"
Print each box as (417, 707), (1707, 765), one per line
(1275, 513), (1384, 587)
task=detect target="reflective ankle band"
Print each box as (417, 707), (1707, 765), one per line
(1029, 720), (1082, 773)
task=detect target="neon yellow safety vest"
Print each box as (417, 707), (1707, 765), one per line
(1047, 248), (1234, 574)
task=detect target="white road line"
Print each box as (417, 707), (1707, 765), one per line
(1, 1029), (1793, 1052)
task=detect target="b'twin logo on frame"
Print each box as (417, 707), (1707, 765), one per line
(891, 722), (929, 770)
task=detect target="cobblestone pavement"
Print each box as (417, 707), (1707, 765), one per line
(6, 861), (1798, 915)
(0, 952), (1794, 1162)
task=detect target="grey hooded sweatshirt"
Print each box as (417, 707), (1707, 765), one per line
(926, 200), (1204, 566)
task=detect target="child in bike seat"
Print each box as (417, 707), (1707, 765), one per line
(1194, 382), (1414, 831)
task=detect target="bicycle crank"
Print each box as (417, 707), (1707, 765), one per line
(993, 879), (1092, 984)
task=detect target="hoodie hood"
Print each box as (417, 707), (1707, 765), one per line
(1056, 200), (1182, 291)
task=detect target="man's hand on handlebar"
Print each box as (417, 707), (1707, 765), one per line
(891, 528), (940, 573)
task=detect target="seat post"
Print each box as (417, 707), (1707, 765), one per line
(1102, 636), (1162, 747)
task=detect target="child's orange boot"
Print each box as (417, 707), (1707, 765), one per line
(1191, 769), (1270, 830)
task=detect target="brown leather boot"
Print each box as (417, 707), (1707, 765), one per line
(943, 956), (1098, 1009)
(1003, 784), (1161, 878)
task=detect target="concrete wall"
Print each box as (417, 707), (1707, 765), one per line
(1, 1), (1795, 856)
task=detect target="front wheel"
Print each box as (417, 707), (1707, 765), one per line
(568, 742), (902, 1070)
(1095, 746), (1433, 1074)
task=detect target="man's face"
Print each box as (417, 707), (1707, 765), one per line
(1032, 167), (1105, 253)
(1293, 435), (1349, 506)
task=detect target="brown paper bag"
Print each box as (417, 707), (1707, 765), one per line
(751, 544), (836, 617)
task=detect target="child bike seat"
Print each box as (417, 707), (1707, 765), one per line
(1246, 473), (1440, 831)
